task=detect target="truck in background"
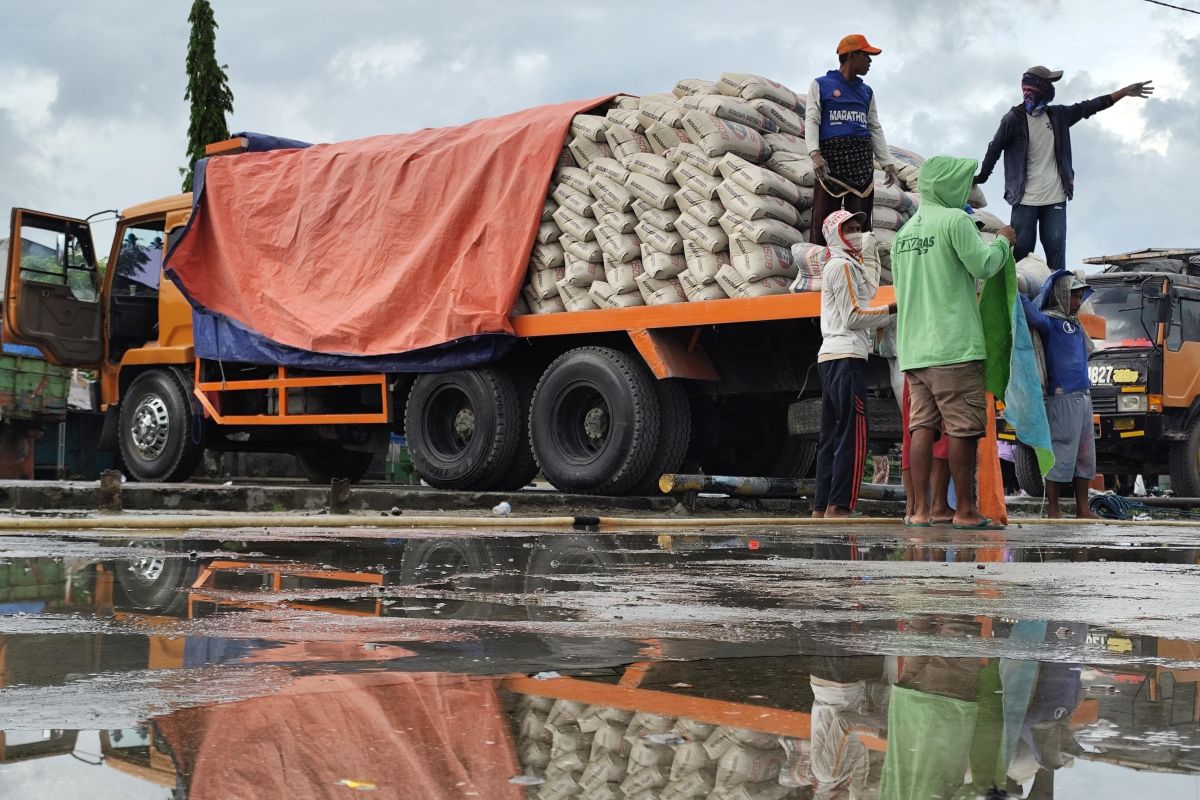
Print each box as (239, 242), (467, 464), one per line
(1002, 248), (1200, 496)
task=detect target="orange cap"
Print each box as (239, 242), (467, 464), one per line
(837, 34), (882, 56)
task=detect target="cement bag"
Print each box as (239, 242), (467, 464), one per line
(683, 240), (731, 284)
(556, 147), (578, 170)
(638, 100), (686, 129)
(896, 163), (920, 191)
(675, 189), (724, 226)
(631, 199), (680, 232)
(570, 114), (609, 142)
(661, 772), (714, 800)
(716, 264), (791, 299)
(972, 208), (1006, 233)
(766, 151), (816, 187)
(873, 179), (915, 213)
(717, 72), (804, 113)
(764, 132), (809, 156)
(530, 240), (566, 269)
(604, 255), (645, 293)
(718, 153), (800, 203)
(791, 270), (822, 293)
(969, 184), (988, 208)
(605, 108), (646, 132)
(613, 95), (640, 110)
(717, 181), (800, 226)
(673, 78), (722, 97)
(715, 743), (784, 786)
(791, 242), (827, 279)
(569, 135), (613, 171)
(606, 125), (652, 167)
(589, 279), (645, 309)
(1016, 253), (1052, 297)
(626, 172), (678, 210)
(730, 234), (798, 281)
(640, 243), (688, 279)
(636, 220), (685, 255)
(719, 210), (806, 248)
(637, 272), (688, 306)
(675, 211), (729, 253)
(527, 265), (566, 299)
(542, 198), (558, 222)
(872, 206), (909, 231)
(748, 98), (804, 136)
(669, 142), (721, 175)
(673, 162), (722, 199)
(679, 269), (729, 301)
(561, 233), (603, 263)
(555, 165), (593, 196)
(681, 111), (771, 163)
(589, 156), (630, 184)
(646, 123), (688, 155)
(557, 276), (600, 311)
(591, 174), (635, 211)
(628, 152), (678, 184)
(553, 206), (597, 241)
(512, 293), (530, 315)
(537, 220), (561, 244)
(523, 283), (566, 314)
(552, 183), (595, 218)
(601, 207), (639, 234)
(873, 228), (896, 271)
(681, 95), (778, 133)
(596, 223), (641, 263)
(564, 251), (605, 286)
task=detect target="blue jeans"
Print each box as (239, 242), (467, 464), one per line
(1010, 203), (1067, 270)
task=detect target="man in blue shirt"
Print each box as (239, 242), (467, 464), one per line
(1021, 270), (1098, 519)
(804, 34), (899, 246)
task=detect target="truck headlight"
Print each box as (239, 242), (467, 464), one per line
(1117, 394), (1147, 413)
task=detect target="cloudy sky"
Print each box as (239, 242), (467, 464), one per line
(1, 0), (1197, 266)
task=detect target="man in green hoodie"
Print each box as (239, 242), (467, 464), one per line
(892, 156), (1017, 529)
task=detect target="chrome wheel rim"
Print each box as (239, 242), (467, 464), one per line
(130, 394), (171, 460)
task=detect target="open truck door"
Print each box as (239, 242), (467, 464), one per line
(3, 209), (103, 366)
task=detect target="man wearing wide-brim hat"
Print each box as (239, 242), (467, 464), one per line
(974, 66), (1153, 270)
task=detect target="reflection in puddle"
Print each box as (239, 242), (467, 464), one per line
(0, 529), (1197, 797)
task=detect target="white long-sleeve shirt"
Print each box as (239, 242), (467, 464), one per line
(818, 239), (892, 361)
(805, 79), (893, 166)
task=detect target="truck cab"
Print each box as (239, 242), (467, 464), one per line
(1005, 249), (1200, 496)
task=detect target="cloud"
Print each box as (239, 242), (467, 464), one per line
(329, 38), (425, 85)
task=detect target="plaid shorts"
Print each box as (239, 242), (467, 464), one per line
(820, 135), (874, 191)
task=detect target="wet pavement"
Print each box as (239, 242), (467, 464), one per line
(1, 523), (1200, 797)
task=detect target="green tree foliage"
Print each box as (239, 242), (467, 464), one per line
(180, 0), (234, 193)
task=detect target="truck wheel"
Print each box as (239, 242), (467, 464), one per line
(633, 379), (692, 495)
(405, 368), (521, 491)
(530, 347), (660, 495)
(398, 538), (498, 620)
(485, 367), (540, 491)
(296, 448), (374, 485)
(115, 547), (198, 614)
(1169, 417), (1200, 497)
(119, 369), (204, 482)
(1014, 444), (1045, 498)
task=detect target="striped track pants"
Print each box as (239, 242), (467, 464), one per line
(814, 357), (869, 512)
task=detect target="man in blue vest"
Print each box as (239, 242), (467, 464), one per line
(805, 34), (899, 246)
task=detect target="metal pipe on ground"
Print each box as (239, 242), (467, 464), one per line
(659, 474), (906, 501)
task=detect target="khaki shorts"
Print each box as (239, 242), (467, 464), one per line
(905, 361), (987, 439)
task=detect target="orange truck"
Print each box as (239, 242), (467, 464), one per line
(3, 133), (897, 495)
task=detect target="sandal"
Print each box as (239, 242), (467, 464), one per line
(951, 517), (1006, 530)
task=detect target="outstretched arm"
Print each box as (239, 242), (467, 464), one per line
(1064, 81), (1153, 126)
(1111, 80), (1154, 102)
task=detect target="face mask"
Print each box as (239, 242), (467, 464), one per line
(843, 231), (863, 253)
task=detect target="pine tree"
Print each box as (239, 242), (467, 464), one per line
(180, 0), (234, 193)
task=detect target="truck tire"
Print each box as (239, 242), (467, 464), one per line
(486, 367), (540, 492)
(726, 399), (815, 479)
(115, 547), (198, 614)
(530, 347), (661, 496)
(296, 448), (374, 485)
(1169, 417), (1200, 498)
(405, 367), (521, 491)
(633, 379), (692, 495)
(398, 538), (499, 620)
(1015, 444), (1045, 498)
(119, 369), (205, 482)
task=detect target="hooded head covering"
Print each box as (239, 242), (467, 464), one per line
(915, 156), (977, 212)
(1035, 269), (1093, 322)
(821, 209), (866, 260)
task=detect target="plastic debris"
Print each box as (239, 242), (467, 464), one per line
(493, 501), (512, 516)
(644, 733), (687, 746)
(533, 671), (562, 680)
(335, 779), (377, 791)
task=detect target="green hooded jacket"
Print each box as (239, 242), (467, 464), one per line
(892, 156), (1011, 371)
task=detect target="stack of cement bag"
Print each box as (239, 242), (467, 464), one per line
(519, 73), (989, 313)
(512, 694), (809, 799)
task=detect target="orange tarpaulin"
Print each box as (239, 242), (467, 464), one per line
(167, 97), (607, 357)
(154, 672), (523, 800)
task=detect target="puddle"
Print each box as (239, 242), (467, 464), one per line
(0, 527), (1198, 797)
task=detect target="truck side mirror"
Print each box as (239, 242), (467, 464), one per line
(55, 233), (67, 268)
